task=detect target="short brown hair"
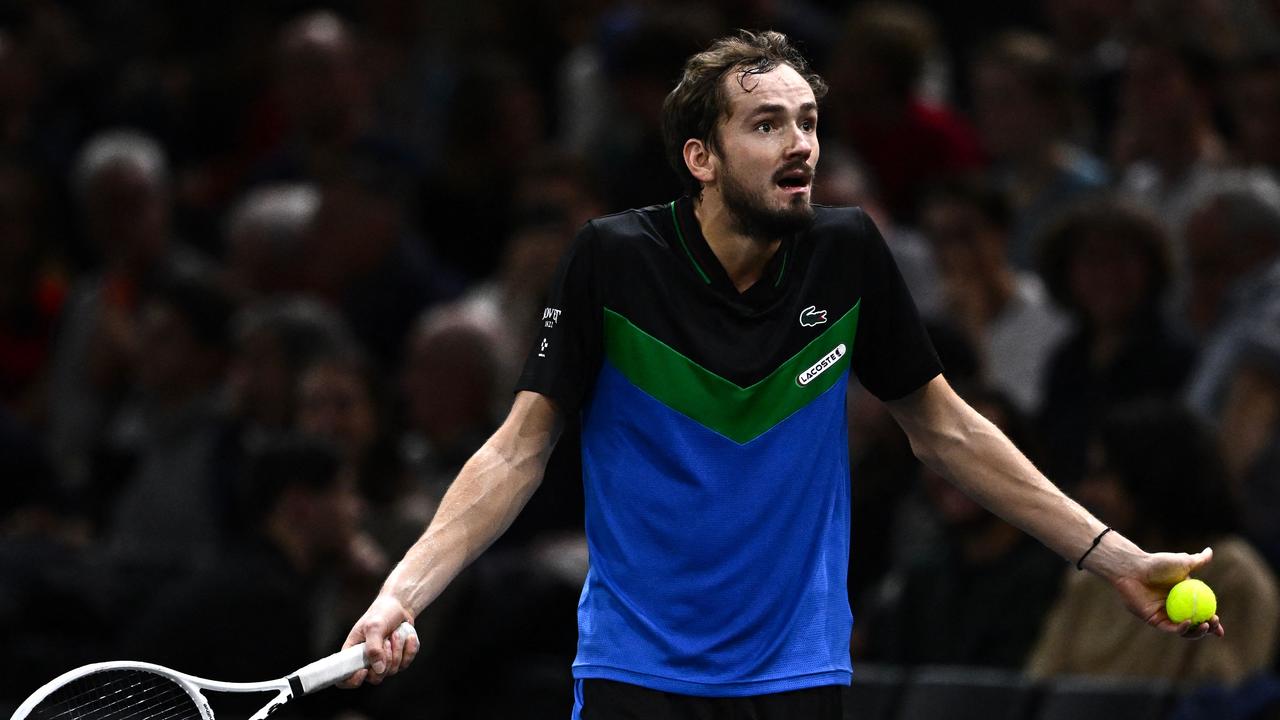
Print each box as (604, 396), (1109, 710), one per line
(661, 30), (828, 197)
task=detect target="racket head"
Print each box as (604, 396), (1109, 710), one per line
(12, 662), (213, 720)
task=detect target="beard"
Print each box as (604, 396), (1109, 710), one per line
(720, 160), (815, 242)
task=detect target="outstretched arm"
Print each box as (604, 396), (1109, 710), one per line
(885, 375), (1225, 639)
(339, 390), (564, 687)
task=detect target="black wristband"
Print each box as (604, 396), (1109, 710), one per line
(1076, 527), (1113, 571)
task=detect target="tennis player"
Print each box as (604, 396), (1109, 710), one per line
(340, 30), (1224, 719)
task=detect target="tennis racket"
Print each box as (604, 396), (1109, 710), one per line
(10, 622), (416, 720)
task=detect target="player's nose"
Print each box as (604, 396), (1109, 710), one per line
(784, 124), (814, 160)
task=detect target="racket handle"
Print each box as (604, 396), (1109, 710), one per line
(292, 622), (416, 694)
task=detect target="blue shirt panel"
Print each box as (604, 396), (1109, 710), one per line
(572, 359), (853, 695)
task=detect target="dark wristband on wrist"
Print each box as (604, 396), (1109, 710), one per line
(1076, 527), (1113, 571)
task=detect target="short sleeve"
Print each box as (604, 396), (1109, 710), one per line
(850, 210), (943, 401)
(515, 222), (603, 415)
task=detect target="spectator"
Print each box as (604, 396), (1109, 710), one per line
(856, 386), (1062, 669)
(1182, 176), (1280, 339)
(301, 174), (463, 367)
(511, 149), (606, 250)
(293, 347), (394, 578)
(1042, 0), (1133, 154)
(921, 179), (1071, 414)
(970, 31), (1108, 269)
(226, 298), (353, 437)
(296, 348), (382, 473)
(101, 269), (235, 567)
(1028, 402), (1279, 686)
(255, 11), (383, 186)
(400, 309), (502, 494)
(294, 345), (398, 545)
(46, 130), (197, 493)
(1213, 282), (1280, 571)
(1182, 177), (1280, 421)
(1115, 27), (1230, 249)
(827, 2), (984, 221)
(223, 183), (320, 298)
(216, 298), (355, 541)
(1037, 199), (1196, 488)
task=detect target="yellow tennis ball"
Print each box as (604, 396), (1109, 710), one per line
(1166, 578), (1217, 624)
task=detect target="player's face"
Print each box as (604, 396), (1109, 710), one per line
(713, 64), (819, 239)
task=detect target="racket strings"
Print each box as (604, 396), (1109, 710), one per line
(38, 674), (162, 720)
(28, 670), (203, 720)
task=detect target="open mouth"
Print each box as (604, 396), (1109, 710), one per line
(775, 168), (813, 193)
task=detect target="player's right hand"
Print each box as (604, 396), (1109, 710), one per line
(338, 594), (419, 688)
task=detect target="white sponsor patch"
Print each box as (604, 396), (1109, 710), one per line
(542, 307), (562, 328)
(797, 344), (846, 386)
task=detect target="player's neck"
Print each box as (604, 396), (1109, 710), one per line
(693, 193), (782, 293)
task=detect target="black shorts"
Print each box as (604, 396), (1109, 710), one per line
(571, 679), (846, 720)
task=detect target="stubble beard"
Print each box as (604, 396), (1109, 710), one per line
(719, 160), (815, 243)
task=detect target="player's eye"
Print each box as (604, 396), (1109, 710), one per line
(801, 119), (816, 132)
(756, 122), (773, 133)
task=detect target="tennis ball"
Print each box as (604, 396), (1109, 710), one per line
(1166, 578), (1217, 624)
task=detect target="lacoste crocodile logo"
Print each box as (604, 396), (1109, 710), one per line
(799, 305), (827, 327)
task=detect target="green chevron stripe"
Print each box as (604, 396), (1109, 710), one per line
(603, 302), (860, 444)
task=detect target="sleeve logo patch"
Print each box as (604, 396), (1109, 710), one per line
(542, 307), (562, 328)
(797, 344), (847, 386)
(799, 305), (828, 327)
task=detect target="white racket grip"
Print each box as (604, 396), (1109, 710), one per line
(292, 622), (416, 694)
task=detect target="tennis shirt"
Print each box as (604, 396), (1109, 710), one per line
(516, 196), (941, 696)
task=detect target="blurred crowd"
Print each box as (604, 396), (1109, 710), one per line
(3, 0), (1280, 717)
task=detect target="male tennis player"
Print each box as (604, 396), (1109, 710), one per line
(340, 30), (1224, 718)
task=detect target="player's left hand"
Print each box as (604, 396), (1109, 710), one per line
(1109, 547), (1225, 639)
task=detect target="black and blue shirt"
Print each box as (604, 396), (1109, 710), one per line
(517, 196), (940, 696)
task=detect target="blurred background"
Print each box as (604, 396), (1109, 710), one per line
(2, 0), (1280, 718)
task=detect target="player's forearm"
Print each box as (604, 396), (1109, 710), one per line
(888, 378), (1144, 581)
(380, 395), (560, 616)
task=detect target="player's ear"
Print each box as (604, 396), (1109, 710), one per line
(684, 138), (716, 185)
